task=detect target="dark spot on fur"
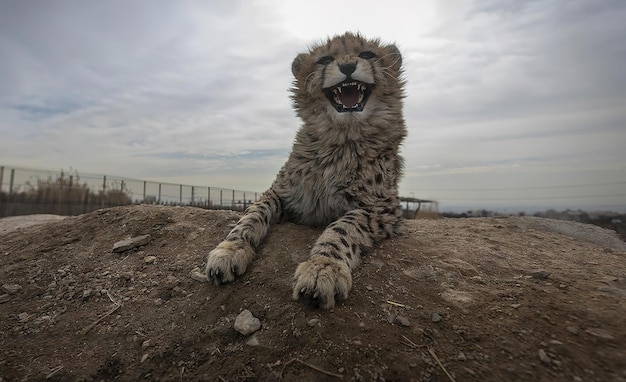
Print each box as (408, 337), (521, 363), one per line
(375, 173), (383, 184)
(321, 242), (340, 251)
(340, 237), (349, 248)
(332, 226), (348, 236)
(358, 222), (371, 234)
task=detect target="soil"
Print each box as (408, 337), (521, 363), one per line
(0, 205), (625, 382)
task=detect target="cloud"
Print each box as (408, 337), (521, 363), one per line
(1, 0), (625, 212)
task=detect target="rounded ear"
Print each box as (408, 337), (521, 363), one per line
(385, 44), (403, 69)
(292, 53), (307, 77)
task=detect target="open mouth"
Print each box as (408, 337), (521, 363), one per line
(324, 81), (373, 113)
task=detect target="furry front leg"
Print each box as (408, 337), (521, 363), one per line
(292, 209), (375, 308)
(205, 189), (281, 285)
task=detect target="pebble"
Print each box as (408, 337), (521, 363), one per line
(82, 289), (92, 300)
(511, 303), (521, 309)
(246, 334), (260, 346)
(140, 353), (149, 363)
(18, 312), (30, 322)
(566, 325), (579, 335)
(307, 318), (320, 327)
(190, 267), (208, 283)
(0, 294), (10, 303)
(142, 339), (152, 349)
(166, 275), (179, 285)
(585, 328), (614, 340)
(2, 284), (22, 294)
(112, 234), (152, 253)
(234, 309), (261, 336)
(538, 349), (551, 364)
(431, 313), (442, 323)
(144, 256), (157, 264)
(396, 315), (411, 327)
(529, 270), (551, 279)
(457, 352), (467, 361)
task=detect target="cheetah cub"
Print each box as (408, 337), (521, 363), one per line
(205, 32), (407, 309)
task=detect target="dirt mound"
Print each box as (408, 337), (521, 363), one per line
(0, 205), (625, 381)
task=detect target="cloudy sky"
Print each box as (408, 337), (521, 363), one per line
(1, 0), (625, 213)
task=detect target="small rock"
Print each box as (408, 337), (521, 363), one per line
(585, 328), (614, 340)
(0, 294), (10, 303)
(529, 270), (551, 279)
(431, 313), (442, 323)
(457, 352), (467, 361)
(2, 284), (22, 294)
(538, 349), (551, 364)
(17, 312), (30, 322)
(190, 267), (208, 282)
(566, 325), (579, 335)
(234, 309), (261, 335)
(511, 303), (521, 309)
(366, 286), (373, 291)
(396, 315), (411, 327)
(246, 334), (260, 346)
(144, 256), (157, 264)
(140, 353), (149, 363)
(387, 313), (396, 324)
(141, 339), (152, 349)
(166, 275), (179, 285)
(112, 234), (152, 253)
(82, 289), (92, 300)
(307, 318), (320, 327)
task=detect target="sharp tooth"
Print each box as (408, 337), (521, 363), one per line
(338, 87), (342, 93)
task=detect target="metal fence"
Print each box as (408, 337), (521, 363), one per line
(0, 165), (259, 217)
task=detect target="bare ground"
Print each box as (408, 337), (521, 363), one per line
(0, 205), (625, 381)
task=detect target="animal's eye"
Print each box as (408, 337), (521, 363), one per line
(358, 51), (377, 60)
(316, 56), (335, 65)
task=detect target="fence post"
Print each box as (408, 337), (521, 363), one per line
(143, 181), (147, 203)
(68, 175), (73, 215)
(207, 187), (211, 208)
(179, 184), (183, 205)
(220, 190), (223, 206)
(191, 186), (195, 205)
(9, 168), (15, 195)
(158, 183), (162, 204)
(243, 192), (246, 209)
(232, 189), (235, 208)
(0, 166), (3, 210)
(101, 175), (106, 208)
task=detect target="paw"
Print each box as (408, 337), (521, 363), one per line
(292, 255), (352, 309)
(205, 241), (255, 285)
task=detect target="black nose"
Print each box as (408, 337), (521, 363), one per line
(339, 63), (356, 76)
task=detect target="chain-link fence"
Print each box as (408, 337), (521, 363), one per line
(0, 166), (259, 217)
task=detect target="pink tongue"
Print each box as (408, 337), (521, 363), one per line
(338, 86), (359, 108)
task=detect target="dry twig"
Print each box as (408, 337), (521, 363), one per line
(386, 300), (406, 307)
(78, 303), (121, 335)
(401, 334), (426, 349)
(45, 365), (63, 379)
(428, 346), (456, 382)
(280, 358), (343, 380)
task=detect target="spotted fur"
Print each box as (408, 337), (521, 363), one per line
(205, 32), (407, 309)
